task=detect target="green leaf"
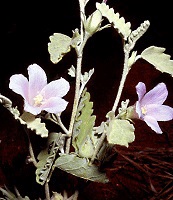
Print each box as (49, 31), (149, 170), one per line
(48, 33), (72, 64)
(35, 132), (65, 185)
(72, 89), (97, 158)
(141, 46), (173, 76)
(20, 112), (48, 138)
(96, 2), (131, 40)
(54, 154), (109, 183)
(106, 119), (135, 147)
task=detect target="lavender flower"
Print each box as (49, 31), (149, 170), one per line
(9, 64), (70, 115)
(135, 82), (173, 134)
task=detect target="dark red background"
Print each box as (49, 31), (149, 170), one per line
(0, 0), (173, 199)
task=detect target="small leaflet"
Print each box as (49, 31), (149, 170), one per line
(68, 65), (76, 77)
(48, 33), (72, 64)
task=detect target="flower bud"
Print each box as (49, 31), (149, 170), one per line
(84, 10), (102, 35)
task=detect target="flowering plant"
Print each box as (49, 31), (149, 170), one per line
(1, 0), (173, 199)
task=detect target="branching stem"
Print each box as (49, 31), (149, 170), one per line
(65, 33), (90, 154)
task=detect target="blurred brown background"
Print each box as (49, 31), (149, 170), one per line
(0, 0), (173, 199)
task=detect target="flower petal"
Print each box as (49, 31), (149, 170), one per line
(41, 78), (70, 98)
(41, 97), (68, 114)
(136, 82), (146, 102)
(146, 104), (173, 121)
(28, 64), (47, 101)
(144, 115), (163, 134)
(135, 101), (143, 119)
(9, 74), (29, 100)
(141, 83), (168, 106)
(24, 100), (42, 115)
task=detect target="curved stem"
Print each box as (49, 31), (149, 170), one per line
(112, 49), (130, 113)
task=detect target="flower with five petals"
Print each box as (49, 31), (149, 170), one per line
(135, 82), (173, 134)
(9, 64), (70, 115)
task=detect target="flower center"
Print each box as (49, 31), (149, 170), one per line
(33, 94), (44, 106)
(141, 106), (147, 115)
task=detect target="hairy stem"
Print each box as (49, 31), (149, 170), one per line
(24, 126), (38, 167)
(45, 181), (50, 200)
(112, 48), (130, 113)
(78, 0), (85, 40)
(91, 132), (107, 163)
(65, 33), (90, 154)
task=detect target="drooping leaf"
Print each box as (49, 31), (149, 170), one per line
(141, 46), (173, 76)
(106, 118), (135, 147)
(48, 33), (72, 64)
(54, 153), (109, 183)
(96, 2), (131, 40)
(72, 89), (97, 158)
(20, 112), (48, 138)
(35, 132), (65, 185)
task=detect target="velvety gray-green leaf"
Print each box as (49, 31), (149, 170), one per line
(54, 154), (109, 183)
(141, 46), (173, 76)
(72, 89), (97, 158)
(48, 33), (72, 64)
(96, 2), (131, 40)
(20, 112), (48, 138)
(106, 119), (135, 147)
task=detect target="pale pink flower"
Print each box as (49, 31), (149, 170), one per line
(135, 82), (173, 134)
(9, 64), (70, 115)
